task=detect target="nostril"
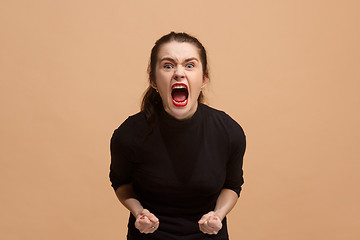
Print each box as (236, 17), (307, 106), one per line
(174, 74), (185, 80)
(174, 69), (185, 78)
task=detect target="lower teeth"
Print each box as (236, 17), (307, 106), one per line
(174, 99), (187, 104)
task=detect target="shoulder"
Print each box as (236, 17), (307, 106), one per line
(200, 104), (246, 144)
(201, 104), (245, 133)
(111, 111), (148, 145)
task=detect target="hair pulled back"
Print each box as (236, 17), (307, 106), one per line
(141, 32), (209, 130)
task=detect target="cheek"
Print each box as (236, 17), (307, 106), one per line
(156, 77), (173, 101)
(190, 74), (205, 92)
(155, 72), (169, 88)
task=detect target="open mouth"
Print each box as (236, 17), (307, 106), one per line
(171, 83), (188, 107)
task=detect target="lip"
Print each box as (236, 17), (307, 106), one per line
(171, 83), (188, 107)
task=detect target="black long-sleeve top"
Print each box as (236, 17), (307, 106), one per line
(110, 103), (246, 240)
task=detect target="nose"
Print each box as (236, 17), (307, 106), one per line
(174, 68), (185, 81)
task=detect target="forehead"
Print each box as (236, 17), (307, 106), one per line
(157, 41), (200, 61)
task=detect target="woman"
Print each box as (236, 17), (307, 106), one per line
(110, 32), (246, 240)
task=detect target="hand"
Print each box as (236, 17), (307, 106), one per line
(198, 211), (222, 235)
(134, 209), (159, 234)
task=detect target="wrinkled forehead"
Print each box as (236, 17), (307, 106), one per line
(156, 41), (201, 62)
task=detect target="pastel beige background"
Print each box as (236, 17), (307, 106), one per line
(1, 0), (359, 239)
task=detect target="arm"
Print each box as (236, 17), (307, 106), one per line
(199, 115), (246, 234)
(198, 188), (238, 235)
(115, 183), (144, 217)
(214, 188), (238, 220)
(115, 183), (159, 234)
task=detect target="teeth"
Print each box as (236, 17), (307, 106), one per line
(174, 99), (187, 103)
(172, 85), (187, 89)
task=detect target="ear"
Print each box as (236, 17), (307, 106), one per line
(150, 80), (157, 89)
(202, 74), (209, 88)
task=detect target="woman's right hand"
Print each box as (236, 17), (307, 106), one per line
(134, 209), (159, 234)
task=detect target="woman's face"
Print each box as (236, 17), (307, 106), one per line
(152, 41), (208, 120)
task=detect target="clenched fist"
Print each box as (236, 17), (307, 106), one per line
(198, 211), (222, 235)
(135, 209), (159, 234)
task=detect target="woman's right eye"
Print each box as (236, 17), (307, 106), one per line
(164, 64), (173, 69)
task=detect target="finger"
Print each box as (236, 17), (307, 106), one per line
(200, 219), (221, 235)
(208, 216), (221, 227)
(198, 217), (207, 224)
(200, 220), (211, 231)
(135, 210), (160, 234)
(200, 226), (219, 235)
(139, 215), (151, 223)
(148, 225), (157, 233)
(139, 209), (158, 223)
(199, 223), (207, 233)
(199, 224), (215, 235)
(139, 215), (148, 220)
(135, 217), (152, 232)
(143, 223), (159, 234)
(148, 221), (159, 233)
(153, 221), (159, 229)
(198, 212), (213, 224)
(207, 224), (221, 232)
(145, 212), (159, 223)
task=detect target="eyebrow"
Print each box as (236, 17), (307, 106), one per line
(184, 57), (199, 62)
(160, 57), (176, 63)
(159, 57), (199, 63)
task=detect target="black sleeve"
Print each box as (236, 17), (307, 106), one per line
(109, 118), (136, 191)
(222, 115), (246, 197)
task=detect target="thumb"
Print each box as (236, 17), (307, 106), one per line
(198, 212), (213, 224)
(208, 216), (220, 227)
(144, 212), (159, 223)
(198, 218), (205, 224)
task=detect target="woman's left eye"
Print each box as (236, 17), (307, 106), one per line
(186, 63), (194, 68)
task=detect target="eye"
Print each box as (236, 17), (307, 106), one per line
(185, 63), (195, 68)
(163, 64), (173, 69)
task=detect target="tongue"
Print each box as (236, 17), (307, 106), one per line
(172, 91), (187, 102)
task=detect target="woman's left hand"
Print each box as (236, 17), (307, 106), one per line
(198, 211), (222, 235)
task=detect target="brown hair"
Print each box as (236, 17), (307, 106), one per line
(141, 32), (209, 130)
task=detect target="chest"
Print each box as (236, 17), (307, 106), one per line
(132, 124), (230, 196)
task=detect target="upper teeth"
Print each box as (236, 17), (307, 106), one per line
(173, 85), (187, 89)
